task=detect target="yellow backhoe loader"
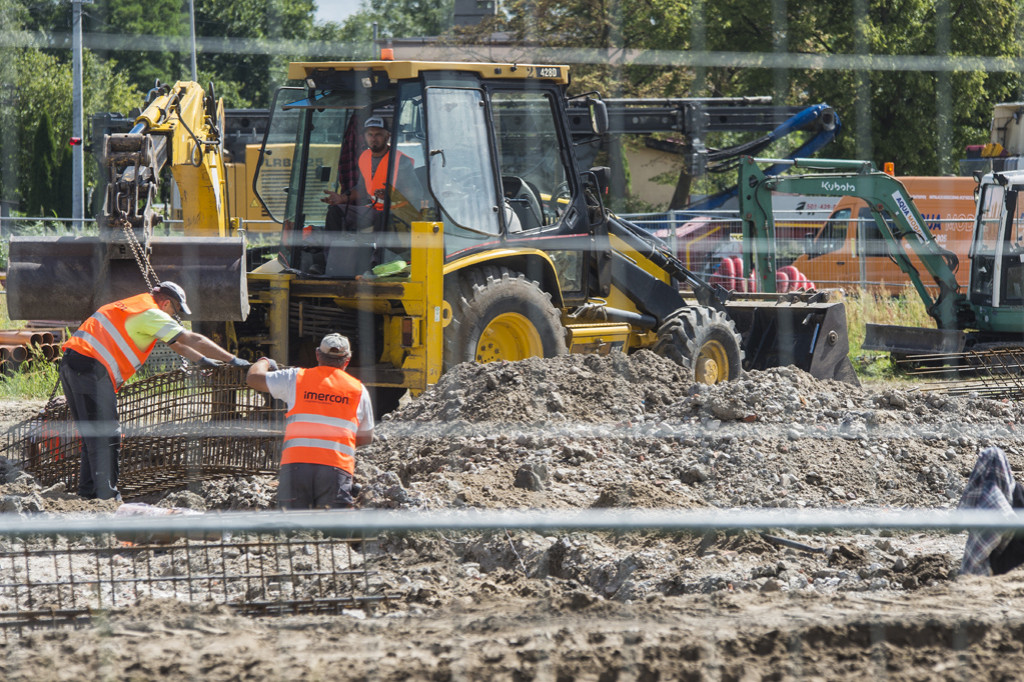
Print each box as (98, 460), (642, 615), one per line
(7, 60), (856, 416)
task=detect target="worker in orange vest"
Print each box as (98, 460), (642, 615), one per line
(60, 281), (249, 501)
(246, 333), (374, 509)
(321, 115), (423, 233)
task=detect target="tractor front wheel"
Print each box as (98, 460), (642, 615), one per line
(444, 266), (567, 368)
(653, 306), (744, 384)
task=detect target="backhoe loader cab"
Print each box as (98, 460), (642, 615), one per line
(253, 62), (596, 275)
(242, 61), (856, 413)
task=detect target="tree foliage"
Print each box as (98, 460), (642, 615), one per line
(24, 111), (69, 217)
(87, 0), (190, 88)
(4, 47), (140, 216)
(2, 0), (1024, 212)
(696, 0), (1023, 175)
(453, 0), (1023, 179)
(329, 0), (455, 60)
(194, 0), (317, 107)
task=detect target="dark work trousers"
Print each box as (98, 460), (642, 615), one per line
(58, 350), (121, 500)
(277, 462), (354, 510)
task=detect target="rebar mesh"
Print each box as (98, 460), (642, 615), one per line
(1, 365), (285, 497)
(900, 348), (1024, 399)
(0, 530), (384, 638)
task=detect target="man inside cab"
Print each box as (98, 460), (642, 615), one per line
(322, 116), (424, 234)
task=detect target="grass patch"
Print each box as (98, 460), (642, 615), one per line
(0, 347), (60, 401)
(837, 285), (933, 381)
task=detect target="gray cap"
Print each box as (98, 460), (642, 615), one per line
(153, 281), (191, 315)
(363, 116), (387, 131)
(319, 333), (351, 357)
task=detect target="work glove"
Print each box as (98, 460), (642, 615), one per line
(258, 357), (279, 371)
(228, 356), (252, 368)
(197, 356), (222, 368)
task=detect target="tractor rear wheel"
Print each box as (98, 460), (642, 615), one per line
(444, 266), (567, 368)
(654, 306), (744, 384)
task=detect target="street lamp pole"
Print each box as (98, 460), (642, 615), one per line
(71, 0), (86, 231)
(189, 0), (197, 81)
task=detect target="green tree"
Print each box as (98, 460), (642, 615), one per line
(8, 48), (140, 216)
(454, 0), (1022, 192)
(194, 0), (317, 107)
(0, 0), (30, 208)
(89, 0), (191, 88)
(24, 111), (66, 217)
(698, 0), (1023, 175)
(347, 0), (453, 42)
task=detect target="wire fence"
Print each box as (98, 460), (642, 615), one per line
(0, 215), (280, 236)
(0, 527), (380, 639)
(0, 507), (1007, 638)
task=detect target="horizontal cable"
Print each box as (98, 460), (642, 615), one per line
(1, 30), (1020, 73)
(1, 507), (1023, 538)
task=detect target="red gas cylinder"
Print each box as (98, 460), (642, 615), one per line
(730, 257), (746, 292)
(717, 257), (737, 291)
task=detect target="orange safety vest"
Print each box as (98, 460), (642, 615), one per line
(281, 366), (364, 474)
(357, 148), (410, 211)
(62, 293), (160, 391)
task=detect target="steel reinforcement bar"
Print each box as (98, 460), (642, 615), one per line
(0, 528), (382, 638)
(1, 365), (285, 497)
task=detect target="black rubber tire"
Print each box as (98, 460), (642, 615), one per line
(653, 306), (744, 384)
(444, 265), (567, 369)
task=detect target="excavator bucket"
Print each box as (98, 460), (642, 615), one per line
(861, 323), (966, 355)
(6, 235), (249, 322)
(723, 292), (859, 385)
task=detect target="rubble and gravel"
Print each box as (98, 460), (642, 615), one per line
(3, 352), (1024, 679)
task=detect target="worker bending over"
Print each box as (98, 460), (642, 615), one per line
(60, 281), (250, 501)
(246, 333), (374, 509)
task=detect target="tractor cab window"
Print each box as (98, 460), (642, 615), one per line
(971, 183), (1014, 306)
(425, 87), (501, 239)
(973, 183), (1005, 256)
(490, 90), (571, 233)
(253, 87), (312, 225)
(257, 79), (437, 277)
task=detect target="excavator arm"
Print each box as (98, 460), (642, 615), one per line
(103, 80), (230, 238)
(7, 81), (248, 323)
(738, 156), (968, 330)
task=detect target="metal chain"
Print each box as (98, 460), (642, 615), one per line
(118, 216), (160, 291)
(116, 215), (196, 373)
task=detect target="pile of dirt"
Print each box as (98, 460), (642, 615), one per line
(4, 353), (1024, 679)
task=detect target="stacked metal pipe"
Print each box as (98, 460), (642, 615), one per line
(0, 329), (65, 374)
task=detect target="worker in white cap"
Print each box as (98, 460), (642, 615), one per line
(60, 281), (250, 501)
(246, 334), (373, 509)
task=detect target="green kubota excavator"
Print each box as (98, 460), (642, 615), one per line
(739, 155), (1024, 357)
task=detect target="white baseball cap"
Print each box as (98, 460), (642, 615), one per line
(363, 116), (387, 131)
(319, 333), (351, 357)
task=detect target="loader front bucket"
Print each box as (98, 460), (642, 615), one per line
(723, 292), (859, 385)
(6, 235), (249, 322)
